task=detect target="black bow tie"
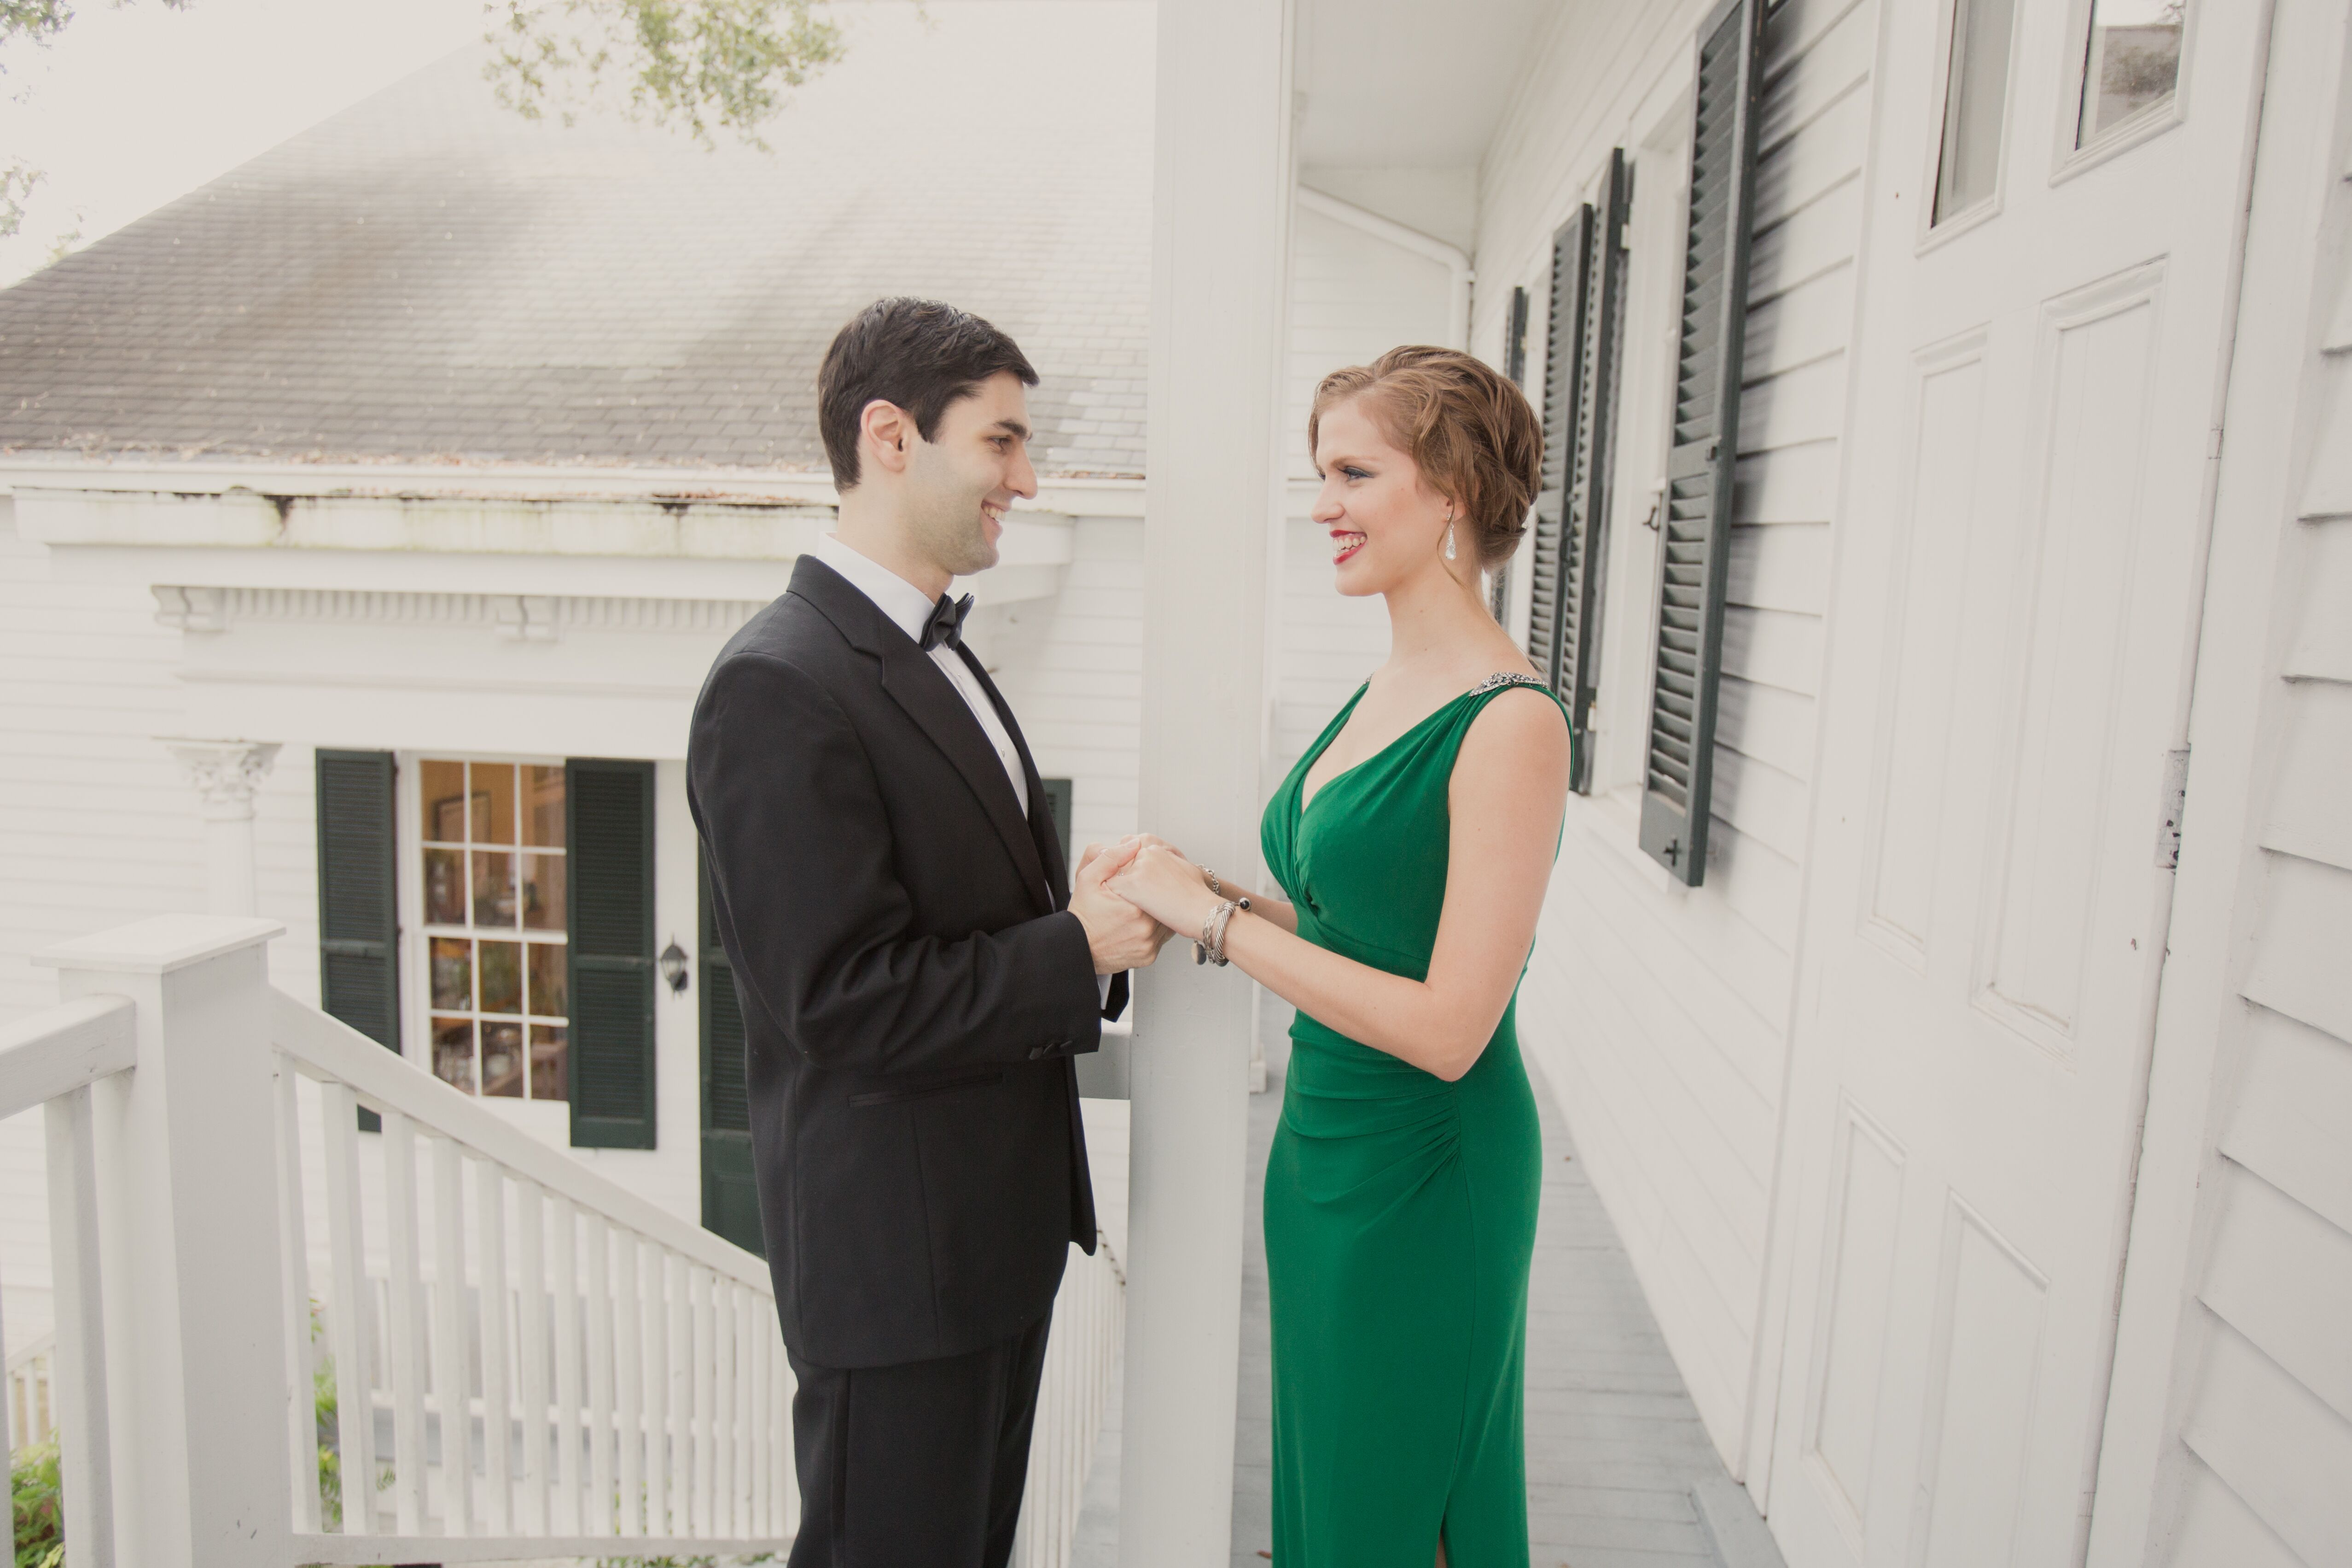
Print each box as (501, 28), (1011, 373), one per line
(919, 592), (973, 652)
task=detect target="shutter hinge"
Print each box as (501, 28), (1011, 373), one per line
(2155, 747), (2190, 870)
(2207, 425), (2225, 460)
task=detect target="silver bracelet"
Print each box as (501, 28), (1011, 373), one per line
(1194, 898), (1243, 967)
(1203, 865), (1223, 897)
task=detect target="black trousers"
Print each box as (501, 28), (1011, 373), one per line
(785, 1314), (1053, 1568)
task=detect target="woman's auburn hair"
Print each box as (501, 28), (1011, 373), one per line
(1307, 345), (1544, 571)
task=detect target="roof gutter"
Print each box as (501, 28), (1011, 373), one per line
(1295, 185), (1476, 350)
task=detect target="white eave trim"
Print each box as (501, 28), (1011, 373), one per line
(0, 453), (1149, 519)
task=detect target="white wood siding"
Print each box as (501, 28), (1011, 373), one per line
(1476, 0), (1873, 1463)
(2157, 80), (2352, 1562)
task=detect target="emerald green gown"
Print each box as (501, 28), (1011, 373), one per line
(1259, 675), (1560, 1568)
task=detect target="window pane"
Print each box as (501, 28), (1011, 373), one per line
(478, 939), (523, 1015)
(530, 1025), (569, 1102)
(430, 937), (473, 1011)
(433, 1017), (477, 1092)
(1933, 0), (2017, 222)
(2078, 0), (2183, 146)
(472, 762), (516, 845)
(473, 851), (518, 928)
(483, 1022), (526, 1098)
(524, 764), (566, 848)
(424, 848), (466, 926)
(527, 940), (569, 1019)
(421, 760), (467, 844)
(521, 852), (566, 933)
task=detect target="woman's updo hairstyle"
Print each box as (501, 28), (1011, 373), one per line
(1307, 344), (1543, 571)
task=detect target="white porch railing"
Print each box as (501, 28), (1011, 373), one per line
(0, 915), (1122, 1567)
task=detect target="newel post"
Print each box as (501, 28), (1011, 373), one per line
(37, 916), (293, 1568)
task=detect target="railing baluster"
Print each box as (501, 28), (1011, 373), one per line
(475, 1156), (513, 1533)
(642, 1244), (670, 1534)
(692, 1264), (715, 1534)
(42, 1084), (113, 1567)
(714, 1279), (738, 1537)
(777, 1340), (798, 1535)
(749, 1298), (770, 1536)
(320, 1082), (380, 1533)
(550, 1194), (582, 1534)
(732, 1283), (755, 1534)
(584, 1215), (615, 1536)
(432, 1135), (475, 1533)
(668, 1246), (693, 1531)
(274, 1058), (322, 1533)
(383, 1109), (429, 1533)
(614, 1229), (644, 1535)
(515, 1178), (550, 1534)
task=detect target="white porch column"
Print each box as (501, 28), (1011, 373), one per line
(1122, 0), (1295, 1559)
(162, 739), (281, 917)
(37, 916), (291, 1568)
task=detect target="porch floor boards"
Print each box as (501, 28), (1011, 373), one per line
(1069, 1036), (1781, 1568)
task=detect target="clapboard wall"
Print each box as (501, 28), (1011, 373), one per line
(1472, 0), (1874, 1464)
(2148, 10), (2352, 1559)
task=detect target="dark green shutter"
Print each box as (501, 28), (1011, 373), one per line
(1526, 208), (1594, 694)
(1641, 0), (1767, 886)
(1563, 150), (1634, 794)
(317, 751), (399, 1133)
(1041, 777), (1074, 866)
(1493, 286), (1534, 622)
(567, 759), (656, 1149)
(699, 853), (762, 1255)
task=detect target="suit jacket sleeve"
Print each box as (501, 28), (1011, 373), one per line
(691, 650), (1104, 1077)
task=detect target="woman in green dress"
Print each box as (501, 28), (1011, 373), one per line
(1108, 346), (1572, 1567)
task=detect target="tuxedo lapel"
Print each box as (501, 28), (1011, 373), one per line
(959, 646), (1070, 909)
(787, 558), (1052, 914)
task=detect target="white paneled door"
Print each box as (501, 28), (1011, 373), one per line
(1766, 2), (2272, 1566)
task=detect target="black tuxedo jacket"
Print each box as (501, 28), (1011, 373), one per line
(687, 555), (1121, 1370)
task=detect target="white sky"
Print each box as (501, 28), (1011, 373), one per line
(0, 0), (483, 286)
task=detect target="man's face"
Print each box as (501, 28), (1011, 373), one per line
(902, 371), (1040, 578)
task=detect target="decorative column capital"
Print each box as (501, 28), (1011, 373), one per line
(162, 738), (282, 821)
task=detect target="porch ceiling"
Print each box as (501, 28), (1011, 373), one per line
(1294, 0), (1557, 168)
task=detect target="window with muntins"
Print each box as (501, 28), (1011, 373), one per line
(417, 758), (570, 1101)
(1933, 0), (2018, 223)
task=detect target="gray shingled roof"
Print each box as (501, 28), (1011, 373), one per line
(0, 4), (1152, 475)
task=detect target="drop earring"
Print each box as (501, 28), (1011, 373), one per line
(1444, 519), (1458, 562)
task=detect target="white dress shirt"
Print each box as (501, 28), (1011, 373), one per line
(813, 535), (1112, 1001)
(813, 532), (1028, 815)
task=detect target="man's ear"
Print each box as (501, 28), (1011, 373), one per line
(859, 399), (915, 477)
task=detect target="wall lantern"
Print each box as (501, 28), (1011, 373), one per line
(658, 939), (690, 996)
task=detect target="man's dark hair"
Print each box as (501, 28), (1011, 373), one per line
(818, 298), (1039, 488)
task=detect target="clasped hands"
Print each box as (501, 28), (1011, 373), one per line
(1068, 834), (1234, 975)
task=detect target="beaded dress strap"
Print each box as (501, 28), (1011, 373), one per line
(1467, 671), (1549, 696)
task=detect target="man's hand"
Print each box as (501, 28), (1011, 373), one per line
(1071, 838), (1174, 974)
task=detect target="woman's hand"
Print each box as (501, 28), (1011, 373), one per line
(1106, 844), (1223, 938)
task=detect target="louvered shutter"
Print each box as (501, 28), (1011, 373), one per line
(1561, 150), (1634, 793)
(317, 750), (399, 1132)
(699, 852), (762, 1254)
(1041, 777), (1074, 865)
(568, 758), (657, 1149)
(1493, 286), (1534, 622)
(1527, 209), (1594, 692)
(1640, 0), (1767, 886)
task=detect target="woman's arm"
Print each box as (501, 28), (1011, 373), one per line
(1109, 690), (1570, 1081)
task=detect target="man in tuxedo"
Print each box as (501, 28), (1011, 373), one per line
(687, 297), (1165, 1567)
